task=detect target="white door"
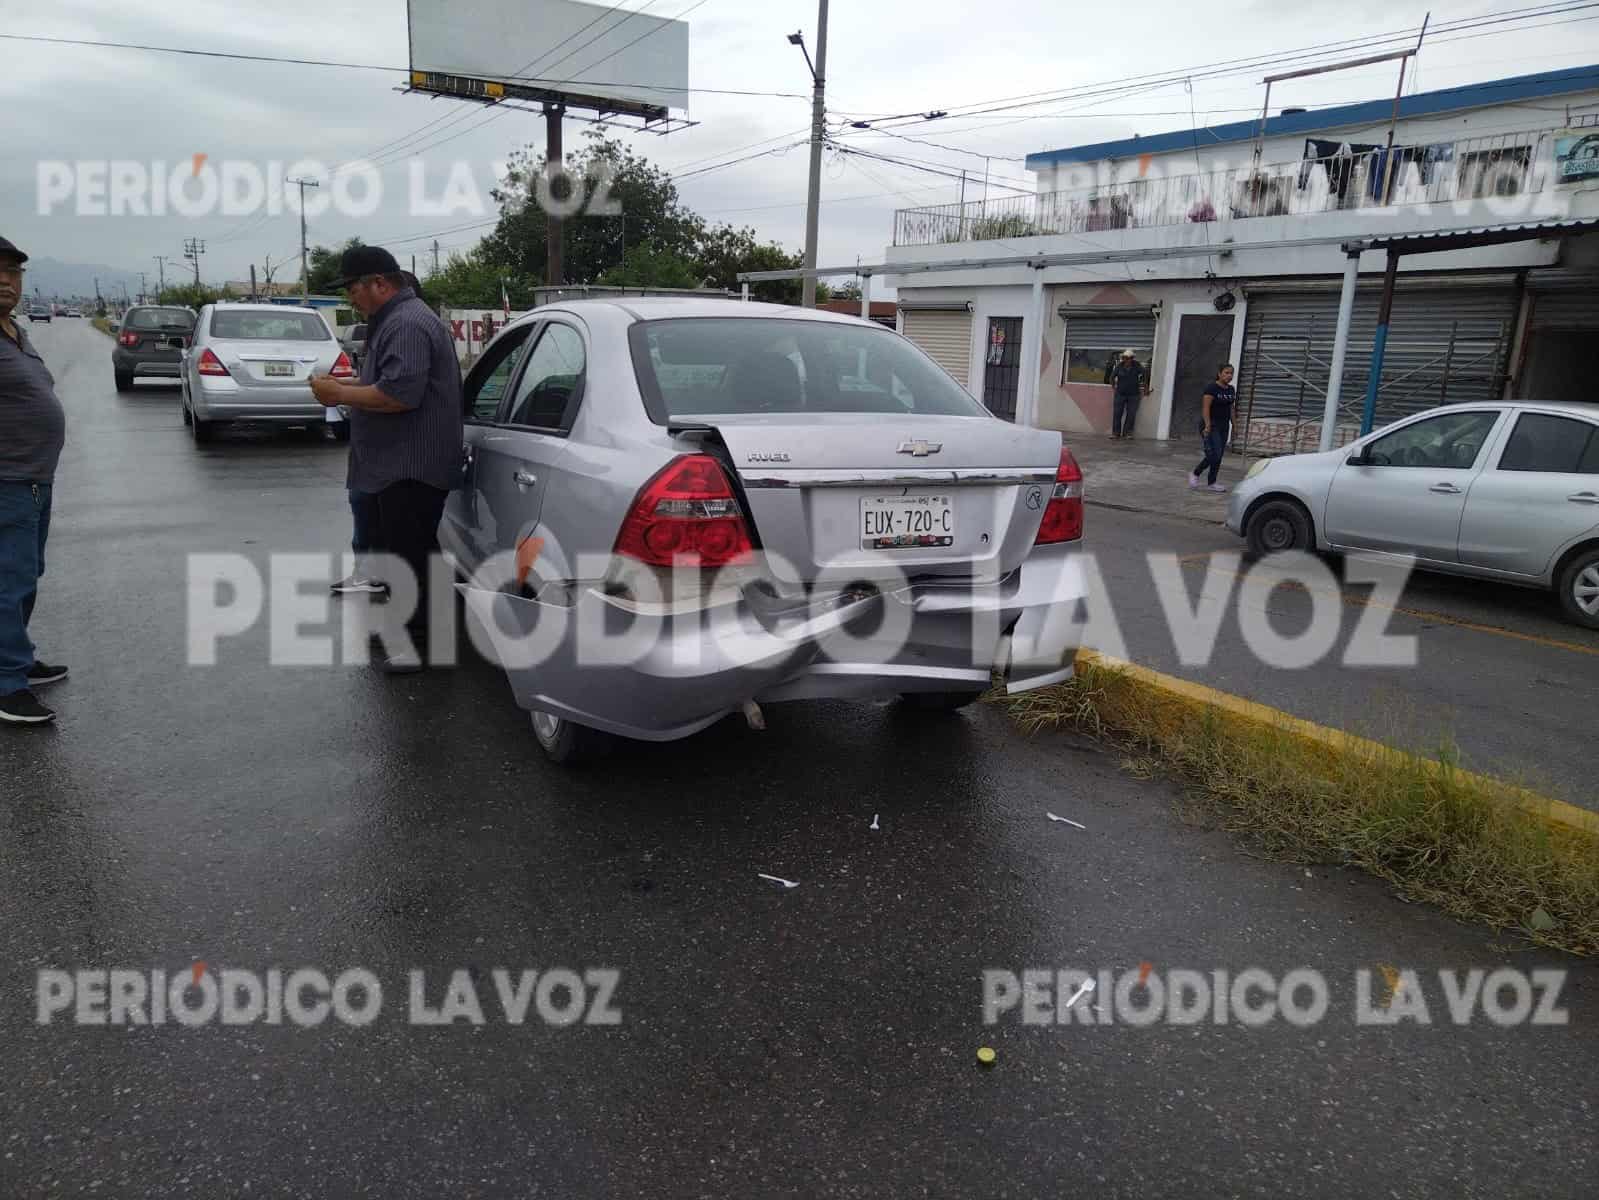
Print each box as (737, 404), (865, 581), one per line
(1458, 410), (1599, 577)
(1324, 408), (1504, 562)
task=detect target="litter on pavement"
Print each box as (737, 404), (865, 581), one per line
(757, 873), (800, 889)
(1046, 812), (1086, 830)
(1064, 979), (1096, 1009)
(870, 814), (880, 830)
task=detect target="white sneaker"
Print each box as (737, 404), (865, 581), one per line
(1188, 474), (1202, 489)
(330, 575), (388, 596)
(1206, 483), (1229, 493)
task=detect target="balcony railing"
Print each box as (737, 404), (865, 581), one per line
(893, 125), (1584, 247)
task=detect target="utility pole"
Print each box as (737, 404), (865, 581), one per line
(250, 265), (258, 301)
(183, 238), (205, 287)
(263, 254), (275, 293)
(287, 176), (320, 298)
(138, 272), (148, 304)
(432, 240), (440, 276)
(790, 2), (829, 308)
(153, 255), (168, 297)
(543, 103), (566, 287)
(411, 254), (417, 277)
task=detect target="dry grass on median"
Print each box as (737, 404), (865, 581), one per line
(1006, 659), (1599, 957)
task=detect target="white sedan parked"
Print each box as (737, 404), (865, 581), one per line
(1227, 402), (1599, 627)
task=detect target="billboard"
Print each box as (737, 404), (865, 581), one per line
(406, 0), (689, 116)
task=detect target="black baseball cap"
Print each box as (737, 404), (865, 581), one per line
(0, 236), (28, 265)
(331, 245), (401, 289)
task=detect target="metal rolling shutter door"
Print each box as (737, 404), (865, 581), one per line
(1241, 284), (1519, 428)
(902, 309), (972, 388)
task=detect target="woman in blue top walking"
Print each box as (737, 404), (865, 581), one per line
(1189, 363), (1236, 493)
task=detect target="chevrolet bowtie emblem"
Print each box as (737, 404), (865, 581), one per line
(896, 439), (943, 457)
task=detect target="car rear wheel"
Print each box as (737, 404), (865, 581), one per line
(530, 711), (611, 765)
(1557, 548), (1599, 630)
(899, 689), (986, 712)
(114, 371), (133, 392)
(1245, 499), (1313, 558)
(190, 411), (216, 445)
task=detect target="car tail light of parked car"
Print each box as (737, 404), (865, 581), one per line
(196, 348), (230, 377)
(117, 331), (139, 347)
(1034, 447), (1085, 545)
(330, 351), (356, 379)
(613, 454), (756, 568)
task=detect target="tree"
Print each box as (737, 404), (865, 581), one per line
(483, 132), (701, 287)
(692, 223), (829, 305)
(597, 243), (701, 289)
(834, 279), (863, 303)
(156, 282), (225, 309)
(425, 248), (524, 310)
(304, 237), (366, 295)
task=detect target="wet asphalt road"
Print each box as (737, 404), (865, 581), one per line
(1082, 506), (1599, 810)
(1, 319), (1595, 1199)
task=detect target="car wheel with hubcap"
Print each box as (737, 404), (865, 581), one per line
(114, 371), (133, 392)
(1245, 499), (1313, 558)
(190, 409), (215, 445)
(1557, 547), (1599, 629)
(530, 710), (610, 765)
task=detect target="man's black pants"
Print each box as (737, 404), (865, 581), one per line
(374, 479), (448, 637)
(1112, 392), (1140, 437)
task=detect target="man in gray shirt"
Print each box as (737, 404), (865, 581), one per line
(310, 246), (463, 673)
(0, 235), (70, 725)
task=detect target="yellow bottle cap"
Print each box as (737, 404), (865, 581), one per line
(976, 1046), (997, 1066)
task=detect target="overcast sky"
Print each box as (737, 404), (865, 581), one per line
(4, 0), (1598, 296)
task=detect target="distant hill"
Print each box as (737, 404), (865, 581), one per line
(20, 257), (146, 303)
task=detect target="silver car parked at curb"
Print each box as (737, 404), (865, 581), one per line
(1226, 401), (1599, 628)
(442, 298), (1090, 763)
(181, 303), (355, 444)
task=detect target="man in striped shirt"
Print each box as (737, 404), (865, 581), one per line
(310, 246), (463, 673)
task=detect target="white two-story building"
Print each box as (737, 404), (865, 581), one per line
(886, 63), (1599, 454)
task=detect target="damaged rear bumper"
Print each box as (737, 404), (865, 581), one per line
(458, 544), (1086, 742)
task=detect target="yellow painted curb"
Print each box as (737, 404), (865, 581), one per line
(1074, 648), (1599, 840)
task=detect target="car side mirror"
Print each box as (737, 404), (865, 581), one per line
(1345, 452), (1371, 466)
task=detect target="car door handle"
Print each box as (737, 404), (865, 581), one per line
(1428, 482), (1462, 494)
(513, 469), (538, 489)
(1568, 491), (1599, 504)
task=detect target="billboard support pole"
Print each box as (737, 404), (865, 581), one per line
(544, 103), (565, 287)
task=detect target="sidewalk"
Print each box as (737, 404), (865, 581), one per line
(1068, 432), (1252, 525)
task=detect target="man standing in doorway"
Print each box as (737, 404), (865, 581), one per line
(1109, 348), (1148, 439)
(0, 235), (69, 726)
(1189, 363), (1236, 493)
(309, 246), (463, 673)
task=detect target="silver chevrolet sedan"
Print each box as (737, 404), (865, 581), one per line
(443, 298), (1088, 762)
(1227, 401), (1599, 627)
(181, 303), (353, 443)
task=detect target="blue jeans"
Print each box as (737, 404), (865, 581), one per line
(349, 489), (380, 556)
(0, 481), (52, 695)
(1194, 425), (1229, 485)
(1112, 392), (1140, 437)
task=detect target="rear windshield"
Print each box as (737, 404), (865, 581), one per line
(127, 308), (195, 330)
(209, 311), (330, 341)
(628, 318), (988, 421)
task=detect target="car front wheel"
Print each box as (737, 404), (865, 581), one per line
(1245, 498), (1313, 558)
(1557, 547), (1599, 629)
(531, 711), (611, 765)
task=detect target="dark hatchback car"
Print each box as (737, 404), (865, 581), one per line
(113, 305), (196, 391)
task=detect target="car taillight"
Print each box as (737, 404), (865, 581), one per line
(330, 351), (355, 379)
(196, 348), (230, 377)
(613, 454), (755, 568)
(117, 331), (138, 347)
(1034, 446), (1084, 545)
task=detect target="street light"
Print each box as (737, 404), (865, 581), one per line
(788, 5), (828, 308)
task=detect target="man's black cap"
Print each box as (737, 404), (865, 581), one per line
(0, 236), (28, 265)
(331, 245), (401, 289)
